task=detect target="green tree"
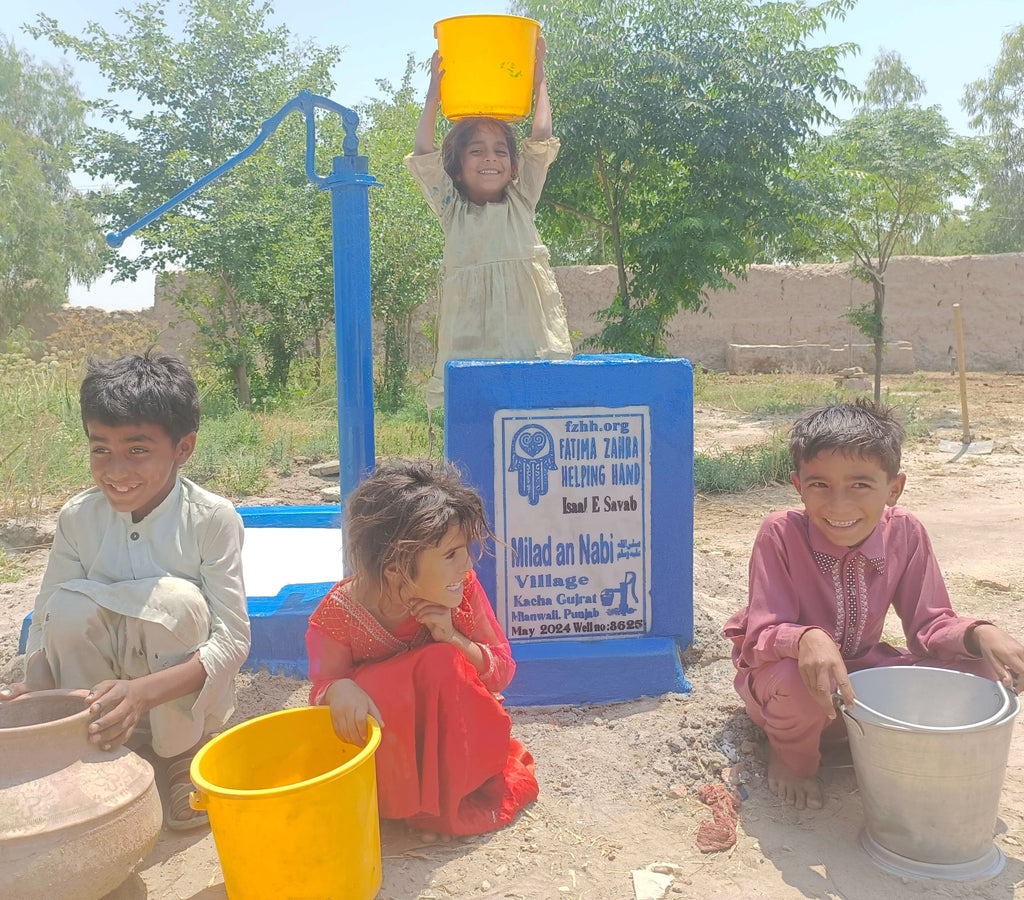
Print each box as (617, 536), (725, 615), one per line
(796, 53), (970, 400)
(861, 47), (925, 110)
(515, 0), (856, 354)
(359, 58), (443, 411)
(963, 24), (1024, 253)
(250, 164), (335, 395)
(29, 0), (341, 405)
(0, 37), (105, 338)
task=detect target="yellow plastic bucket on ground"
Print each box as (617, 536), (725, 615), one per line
(434, 14), (540, 121)
(190, 707), (382, 900)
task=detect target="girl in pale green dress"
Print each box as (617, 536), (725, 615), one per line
(405, 38), (573, 412)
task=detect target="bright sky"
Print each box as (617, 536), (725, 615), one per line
(3, 0), (1021, 310)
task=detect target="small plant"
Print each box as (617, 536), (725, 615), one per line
(692, 365), (717, 401)
(695, 437), (791, 493)
(0, 547), (23, 584)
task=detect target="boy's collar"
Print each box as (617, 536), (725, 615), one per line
(807, 513), (886, 574)
(117, 475), (183, 525)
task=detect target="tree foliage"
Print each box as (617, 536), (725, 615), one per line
(358, 58), (443, 411)
(795, 53), (970, 400)
(514, 0), (857, 354)
(860, 47), (925, 111)
(28, 0), (342, 404)
(962, 24), (1024, 254)
(0, 37), (105, 338)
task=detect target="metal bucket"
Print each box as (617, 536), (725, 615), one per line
(843, 666), (1019, 881)
(848, 665), (1011, 731)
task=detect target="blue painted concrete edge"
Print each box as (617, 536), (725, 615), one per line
(236, 504), (341, 527)
(244, 581), (334, 677)
(502, 636), (690, 706)
(17, 579), (330, 677)
(234, 507), (340, 675)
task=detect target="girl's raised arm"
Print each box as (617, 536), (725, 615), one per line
(531, 36), (552, 141)
(413, 51), (444, 155)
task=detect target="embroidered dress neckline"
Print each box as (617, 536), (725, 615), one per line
(334, 578), (416, 654)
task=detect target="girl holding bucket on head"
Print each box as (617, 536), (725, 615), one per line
(405, 30), (573, 414)
(305, 458), (538, 839)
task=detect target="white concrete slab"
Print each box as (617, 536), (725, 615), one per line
(241, 527), (344, 598)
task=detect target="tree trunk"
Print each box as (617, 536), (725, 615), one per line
(233, 363), (252, 408)
(596, 150), (629, 307)
(872, 276), (885, 403)
(221, 275), (252, 409)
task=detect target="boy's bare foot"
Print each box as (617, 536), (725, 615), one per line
(767, 747), (823, 810)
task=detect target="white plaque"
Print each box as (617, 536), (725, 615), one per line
(493, 406), (652, 642)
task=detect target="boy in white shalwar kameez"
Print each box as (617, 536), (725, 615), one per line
(1, 353), (250, 831)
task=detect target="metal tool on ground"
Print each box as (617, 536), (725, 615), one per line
(939, 303), (994, 457)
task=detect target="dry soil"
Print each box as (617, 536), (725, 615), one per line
(3, 372), (1024, 900)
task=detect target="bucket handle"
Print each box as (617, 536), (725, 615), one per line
(837, 678), (1013, 733)
(833, 692), (865, 737)
(190, 789), (209, 811)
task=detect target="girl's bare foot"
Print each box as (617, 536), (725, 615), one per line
(767, 747), (823, 810)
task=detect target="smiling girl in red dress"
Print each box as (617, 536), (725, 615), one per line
(305, 458), (537, 837)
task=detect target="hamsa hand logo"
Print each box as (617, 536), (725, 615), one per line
(508, 424), (557, 505)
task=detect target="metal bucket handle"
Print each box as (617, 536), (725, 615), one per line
(836, 677), (1012, 733)
(837, 699), (866, 737)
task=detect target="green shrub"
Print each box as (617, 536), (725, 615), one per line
(695, 438), (791, 493)
(0, 353), (86, 517)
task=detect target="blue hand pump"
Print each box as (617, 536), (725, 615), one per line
(106, 91), (378, 512)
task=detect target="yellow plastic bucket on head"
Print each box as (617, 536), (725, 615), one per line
(434, 14), (541, 121)
(190, 707), (382, 900)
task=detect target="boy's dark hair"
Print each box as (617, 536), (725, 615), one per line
(789, 399), (905, 478)
(80, 352), (201, 443)
(344, 457), (495, 589)
(441, 117), (518, 197)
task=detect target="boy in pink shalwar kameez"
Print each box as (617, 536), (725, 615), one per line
(725, 400), (1024, 810)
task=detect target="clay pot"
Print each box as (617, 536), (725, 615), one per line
(0, 689), (163, 900)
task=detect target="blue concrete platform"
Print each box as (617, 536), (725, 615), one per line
(17, 505), (344, 678)
(234, 505), (342, 676)
(445, 354), (695, 706)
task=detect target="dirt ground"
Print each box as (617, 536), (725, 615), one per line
(3, 372), (1024, 900)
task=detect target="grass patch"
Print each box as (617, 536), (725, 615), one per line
(186, 411), (274, 498)
(0, 547), (23, 584)
(0, 360), (989, 512)
(695, 372), (841, 418)
(695, 437), (791, 493)
(376, 393), (435, 458)
(0, 353), (88, 517)
(0, 352), (440, 513)
(695, 372), (946, 447)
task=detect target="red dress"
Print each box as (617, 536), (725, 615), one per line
(306, 571), (538, 835)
